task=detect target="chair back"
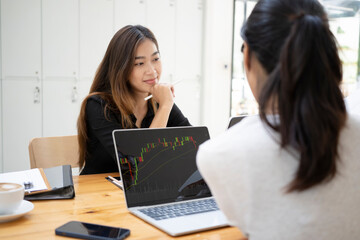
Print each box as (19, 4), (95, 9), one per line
(29, 135), (79, 169)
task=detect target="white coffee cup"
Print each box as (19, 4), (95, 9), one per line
(0, 182), (25, 215)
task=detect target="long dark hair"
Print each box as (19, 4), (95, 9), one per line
(77, 25), (159, 169)
(241, 0), (347, 192)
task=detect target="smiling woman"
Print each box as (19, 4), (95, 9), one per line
(129, 39), (162, 97)
(77, 25), (191, 175)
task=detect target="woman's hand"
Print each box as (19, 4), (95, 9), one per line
(148, 83), (176, 128)
(150, 83), (175, 109)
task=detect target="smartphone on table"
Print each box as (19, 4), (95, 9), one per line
(55, 221), (130, 240)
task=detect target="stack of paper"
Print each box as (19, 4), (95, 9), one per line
(0, 168), (51, 195)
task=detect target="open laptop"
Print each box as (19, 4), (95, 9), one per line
(112, 126), (228, 236)
(227, 115), (247, 128)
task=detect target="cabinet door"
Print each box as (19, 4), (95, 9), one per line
(115, 0), (146, 30)
(147, 0), (176, 82)
(42, 0), (79, 78)
(80, 0), (114, 80)
(2, 79), (42, 172)
(0, 0), (41, 78)
(175, 0), (203, 79)
(43, 80), (80, 137)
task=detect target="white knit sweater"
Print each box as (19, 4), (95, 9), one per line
(197, 114), (360, 240)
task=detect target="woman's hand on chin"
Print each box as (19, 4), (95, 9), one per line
(150, 83), (175, 108)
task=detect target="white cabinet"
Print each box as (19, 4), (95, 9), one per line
(80, 0), (114, 79)
(115, 0), (146, 29)
(1, 0), (42, 172)
(1, 0), (41, 78)
(42, 79), (92, 137)
(147, 0), (176, 82)
(42, 0), (79, 79)
(42, 80), (79, 137)
(42, 0), (80, 137)
(2, 79), (42, 172)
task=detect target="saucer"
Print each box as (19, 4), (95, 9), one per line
(0, 200), (34, 223)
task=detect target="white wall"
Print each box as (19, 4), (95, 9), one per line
(201, 0), (234, 137)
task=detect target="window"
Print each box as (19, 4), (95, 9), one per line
(230, 0), (360, 117)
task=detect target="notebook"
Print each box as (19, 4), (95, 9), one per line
(0, 165), (75, 200)
(112, 126), (228, 236)
(227, 115), (247, 128)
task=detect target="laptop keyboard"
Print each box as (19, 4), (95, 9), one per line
(139, 198), (219, 221)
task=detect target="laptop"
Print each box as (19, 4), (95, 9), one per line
(227, 115), (247, 128)
(112, 126), (228, 236)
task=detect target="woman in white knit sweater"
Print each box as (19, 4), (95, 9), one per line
(196, 0), (360, 239)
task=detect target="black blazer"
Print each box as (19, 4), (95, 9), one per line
(80, 95), (191, 175)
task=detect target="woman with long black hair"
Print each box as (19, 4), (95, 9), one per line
(78, 25), (190, 175)
(197, 0), (360, 239)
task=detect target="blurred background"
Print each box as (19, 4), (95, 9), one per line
(231, 0), (360, 116)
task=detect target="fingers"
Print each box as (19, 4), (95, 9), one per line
(150, 83), (174, 107)
(170, 84), (175, 98)
(150, 83), (174, 96)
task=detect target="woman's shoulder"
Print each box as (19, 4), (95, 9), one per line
(167, 103), (191, 126)
(225, 115), (266, 141)
(87, 94), (105, 104)
(196, 116), (267, 180)
(86, 94), (111, 110)
(85, 94), (112, 116)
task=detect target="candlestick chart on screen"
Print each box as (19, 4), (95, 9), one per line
(119, 136), (198, 190)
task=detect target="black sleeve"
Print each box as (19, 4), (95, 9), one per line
(86, 96), (124, 160)
(167, 103), (192, 127)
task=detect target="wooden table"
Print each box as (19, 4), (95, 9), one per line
(0, 173), (245, 239)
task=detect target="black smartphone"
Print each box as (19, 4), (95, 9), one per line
(55, 221), (130, 240)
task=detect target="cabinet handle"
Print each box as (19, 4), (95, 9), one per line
(71, 86), (78, 103)
(34, 86), (40, 104)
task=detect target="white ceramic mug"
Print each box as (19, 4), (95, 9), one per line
(0, 182), (24, 215)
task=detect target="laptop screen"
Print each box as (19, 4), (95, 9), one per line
(227, 115), (246, 128)
(113, 126), (212, 208)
